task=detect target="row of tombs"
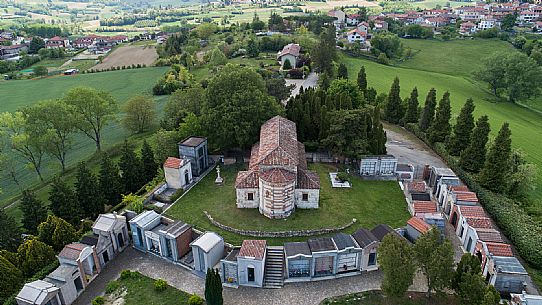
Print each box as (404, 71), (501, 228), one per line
(128, 210), (393, 288)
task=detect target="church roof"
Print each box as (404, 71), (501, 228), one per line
(235, 170), (259, 188)
(253, 116), (300, 167)
(260, 168), (296, 184)
(297, 169), (320, 189)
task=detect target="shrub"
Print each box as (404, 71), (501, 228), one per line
(120, 269), (133, 279)
(170, 188), (184, 202)
(154, 279), (167, 292)
(92, 296), (105, 305)
(188, 294), (204, 305)
(377, 53), (390, 65)
(336, 172), (349, 182)
(105, 280), (120, 294)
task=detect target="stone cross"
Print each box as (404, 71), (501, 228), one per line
(215, 165), (224, 185)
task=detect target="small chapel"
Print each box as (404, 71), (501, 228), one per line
(235, 116), (320, 219)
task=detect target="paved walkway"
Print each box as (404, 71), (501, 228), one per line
(283, 72), (319, 105)
(72, 247), (428, 305)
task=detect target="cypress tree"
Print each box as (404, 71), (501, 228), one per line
(384, 77), (404, 124)
(370, 106), (387, 155)
(447, 98), (476, 156)
(20, 190), (48, 234)
(357, 66), (367, 93)
(419, 88), (437, 130)
(318, 105), (329, 141)
(141, 140), (159, 183)
(214, 269), (223, 305)
(75, 162), (104, 219)
(427, 91), (452, 143)
(460, 115), (491, 173)
(119, 140), (143, 194)
(479, 122), (512, 192)
(204, 268), (223, 305)
(337, 63), (348, 79)
(0, 208), (22, 252)
(402, 87), (419, 125)
(49, 177), (81, 226)
(0, 254), (23, 304)
(99, 153), (122, 206)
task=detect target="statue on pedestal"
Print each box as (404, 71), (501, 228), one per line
(215, 165), (224, 185)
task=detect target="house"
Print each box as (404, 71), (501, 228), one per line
(45, 36), (70, 49)
(81, 213), (129, 267)
(478, 18), (498, 29)
(236, 240), (267, 287)
(284, 242), (312, 280)
(308, 237), (337, 277)
(44, 264), (84, 305)
(277, 43), (300, 70)
(460, 21), (477, 35)
(328, 10), (346, 28)
(178, 137), (210, 177)
(373, 20), (389, 31)
(332, 233), (361, 274)
(357, 21), (370, 34)
(191, 232), (224, 274)
(359, 155), (398, 177)
(220, 248), (240, 286)
(484, 256), (528, 295)
(346, 28), (367, 43)
(511, 291), (542, 305)
(396, 164), (415, 182)
(163, 157), (193, 189)
(350, 228), (379, 271)
(0, 44), (28, 60)
(129, 210), (162, 252)
(16, 280), (61, 305)
(235, 116), (320, 219)
(519, 10), (540, 23)
(346, 14), (360, 26)
(405, 217), (432, 242)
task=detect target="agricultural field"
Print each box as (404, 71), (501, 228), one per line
(165, 163), (410, 246)
(0, 67), (169, 206)
(91, 45), (159, 71)
(340, 40), (542, 208)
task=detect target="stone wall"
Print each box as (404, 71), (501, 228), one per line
(204, 211), (356, 238)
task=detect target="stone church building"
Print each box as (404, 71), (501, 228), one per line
(235, 116), (320, 219)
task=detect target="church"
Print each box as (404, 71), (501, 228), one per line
(235, 116), (320, 219)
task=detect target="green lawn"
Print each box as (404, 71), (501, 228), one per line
(0, 67), (169, 206)
(399, 39), (514, 77)
(341, 53), (542, 208)
(321, 291), (458, 305)
(165, 163), (410, 246)
(102, 272), (191, 305)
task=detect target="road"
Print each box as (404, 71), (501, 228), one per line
(283, 72), (319, 105)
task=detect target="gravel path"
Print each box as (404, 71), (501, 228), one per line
(72, 247), (428, 305)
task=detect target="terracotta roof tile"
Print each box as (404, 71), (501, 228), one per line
(412, 200), (437, 215)
(163, 157), (187, 169)
(278, 43), (300, 58)
(458, 205), (487, 218)
(254, 116), (299, 167)
(407, 217), (431, 234)
(455, 191), (478, 203)
(238, 240), (267, 259)
(476, 229), (504, 243)
(466, 217), (493, 229)
(297, 169), (320, 189)
(259, 168), (296, 185)
(486, 242), (513, 257)
(235, 170), (259, 188)
(59, 243), (87, 261)
(407, 181), (426, 193)
(450, 185), (469, 192)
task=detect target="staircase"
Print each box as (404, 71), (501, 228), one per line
(263, 246), (285, 289)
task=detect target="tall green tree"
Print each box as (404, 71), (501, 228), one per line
(49, 177), (81, 226)
(312, 24), (336, 74)
(99, 153), (122, 206)
(379, 234), (416, 298)
(402, 87), (419, 125)
(246, 37), (260, 58)
(162, 86), (205, 130)
(419, 88), (437, 130)
(369, 106), (387, 155)
(20, 190), (48, 234)
(357, 66), (367, 94)
(452, 253), (482, 290)
(122, 95), (156, 134)
(63, 87), (118, 152)
(337, 63), (348, 79)
(0, 254), (23, 304)
(141, 140), (158, 183)
(23, 100), (77, 172)
(203, 64), (282, 151)
(0, 208), (22, 252)
(427, 91), (452, 143)
(479, 122), (512, 192)
(413, 229), (454, 297)
(323, 109), (369, 159)
(75, 162), (104, 219)
(16, 238), (56, 277)
(460, 115), (491, 173)
(119, 140), (143, 194)
(447, 99), (475, 156)
(383, 77), (404, 124)
(37, 215), (78, 251)
(205, 268), (223, 305)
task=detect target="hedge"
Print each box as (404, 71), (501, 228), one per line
(405, 123), (542, 270)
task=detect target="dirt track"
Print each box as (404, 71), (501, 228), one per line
(92, 45), (158, 70)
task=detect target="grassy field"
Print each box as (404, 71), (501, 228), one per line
(165, 163), (410, 246)
(341, 51), (542, 208)
(0, 67), (169, 206)
(321, 291), (458, 305)
(102, 271), (191, 305)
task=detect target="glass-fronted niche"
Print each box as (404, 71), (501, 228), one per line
(223, 263), (238, 284)
(288, 258), (311, 278)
